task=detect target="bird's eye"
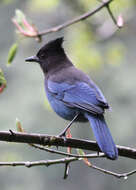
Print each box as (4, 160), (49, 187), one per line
(40, 54), (45, 58)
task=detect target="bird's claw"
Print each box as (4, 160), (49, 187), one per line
(58, 131), (66, 138)
(57, 133), (67, 143)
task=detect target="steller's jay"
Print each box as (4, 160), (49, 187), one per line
(25, 37), (118, 160)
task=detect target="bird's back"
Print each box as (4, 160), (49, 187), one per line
(47, 65), (109, 110)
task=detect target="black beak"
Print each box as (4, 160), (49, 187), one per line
(25, 55), (39, 63)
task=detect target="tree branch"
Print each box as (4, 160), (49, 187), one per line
(0, 157), (78, 168)
(29, 143), (105, 158)
(28, 0), (114, 38)
(0, 157), (136, 179)
(0, 130), (136, 160)
(87, 164), (136, 179)
(1, 130), (136, 178)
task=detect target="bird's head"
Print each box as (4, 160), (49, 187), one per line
(25, 37), (67, 73)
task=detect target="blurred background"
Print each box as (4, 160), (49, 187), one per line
(0, 0), (136, 189)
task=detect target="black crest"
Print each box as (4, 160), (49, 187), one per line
(37, 37), (64, 58)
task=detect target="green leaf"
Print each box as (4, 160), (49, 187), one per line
(0, 69), (7, 86)
(7, 43), (18, 65)
(77, 149), (85, 156)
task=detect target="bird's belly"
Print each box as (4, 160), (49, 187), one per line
(50, 99), (77, 120)
(45, 91), (77, 120)
(45, 88), (87, 122)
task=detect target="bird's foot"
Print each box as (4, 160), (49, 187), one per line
(57, 132), (67, 144)
(58, 131), (66, 138)
(58, 114), (79, 137)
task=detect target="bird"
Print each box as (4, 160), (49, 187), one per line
(25, 37), (118, 160)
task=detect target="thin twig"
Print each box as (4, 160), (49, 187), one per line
(30, 144), (105, 158)
(30, 0), (114, 38)
(64, 163), (70, 179)
(89, 164), (136, 179)
(0, 157), (79, 168)
(106, 4), (118, 27)
(0, 157), (136, 179)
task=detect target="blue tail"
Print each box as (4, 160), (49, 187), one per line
(85, 113), (118, 160)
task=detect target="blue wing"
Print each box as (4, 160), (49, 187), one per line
(47, 80), (108, 115)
